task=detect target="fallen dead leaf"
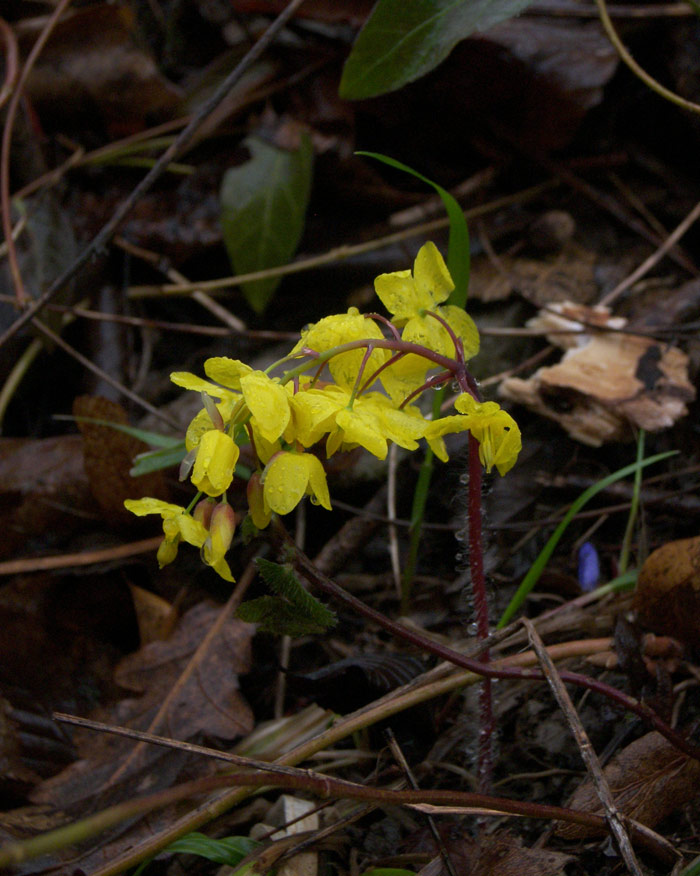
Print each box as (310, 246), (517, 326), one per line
(500, 302), (695, 445)
(556, 730), (700, 839)
(33, 602), (254, 813)
(633, 535), (700, 646)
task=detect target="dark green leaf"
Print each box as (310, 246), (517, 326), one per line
(238, 559), (336, 635)
(356, 152), (469, 305)
(237, 596), (334, 636)
(220, 133), (313, 313)
(340, 0), (534, 100)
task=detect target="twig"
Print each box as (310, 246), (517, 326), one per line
(0, 17), (19, 111)
(284, 529), (700, 763)
(69, 637), (617, 876)
(0, 537), (162, 577)
(524, 619), (643, 876)
(1, 0), (73, 306)
(386, 728), (458, 876)
(0, 0), (308, 349)
(126, 182), (558, 298)
(30, 319), (180, 429)
(596, 0), (700, 116)
(599, 195), (700, 305)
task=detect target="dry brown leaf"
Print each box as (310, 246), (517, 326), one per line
(556, 730), (700, 839)
(128, 584), (178, 645)
(633, 536), (700, 646)
(73, 395), (168, 524)
(500, 302), (695, 445)
(470, 244), (597, 305)
(0, 435), (93, 560)
(413, 829), (573, 876)
(34, 602), (254, 813)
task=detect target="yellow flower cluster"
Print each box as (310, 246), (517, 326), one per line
(125, 242), (521, 581)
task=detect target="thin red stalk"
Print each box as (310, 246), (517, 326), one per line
(424, 308), (465, 364)
(468, 432), (493, 792)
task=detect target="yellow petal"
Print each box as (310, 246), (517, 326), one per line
(204, 357), (253, 390)
(302, 454), (332, 510)
(373, 269), (417, 322)
(124, 497), (184, 517)
(263, 453), (309, 515)
(240, 372), (291, 443)
(191, 430), (239, 496)
(440, 305), (480, 360)
(413, 241), (454, 306)
(170, 372), (224, 395)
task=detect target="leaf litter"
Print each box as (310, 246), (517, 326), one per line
(1, 1), (700, 874)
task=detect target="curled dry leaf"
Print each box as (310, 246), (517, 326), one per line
(556, 730), (700, 839)
(633, 535), (700, 647)
(500, 302), (695, 446)
(73, 395), (168, 525)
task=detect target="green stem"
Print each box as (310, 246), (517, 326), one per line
(618, 429), (644, 574)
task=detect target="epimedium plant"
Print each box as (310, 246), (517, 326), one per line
(124, 241), (521, 584)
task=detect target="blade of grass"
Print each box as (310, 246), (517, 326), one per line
(618, 428), (644, 574)
(497, 450), (677, 628)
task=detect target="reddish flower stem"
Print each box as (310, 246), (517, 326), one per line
(468, 432), (493, 793)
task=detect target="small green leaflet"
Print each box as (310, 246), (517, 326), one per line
(220, 133), (313, 313)
(237, 559), (337, 636)
(340, 0), (534, 100)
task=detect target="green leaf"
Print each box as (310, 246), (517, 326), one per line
(165, 832), (259, 865)
(360, 870), (417, 876)
(220, 133), (313, 313)
(237, 596), (334, 637)
(340, 0), (534, 100)
(130, 443), (187, 476)
(356, 151), (469, 305)
(237, 559), (337, 636)
(70, 416), (182, 448)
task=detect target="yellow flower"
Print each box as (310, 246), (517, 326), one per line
(289, 386), (344, 447)
(263, 451), (332, 515)
(124, 497), (235, 581)
(292, 307), (389, 391)
(191, 429), (240, 496)
(425, 393), (521, 475)
(124, 498), (208, 568)
(374, 242), (479, 400)
(325, 388), (427, 460)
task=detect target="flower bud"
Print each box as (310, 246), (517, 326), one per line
(247, 470), (270, 530)
(202, 502), (236, 568)
(193, 498), (215, 529)
(156, 536), (179, 568)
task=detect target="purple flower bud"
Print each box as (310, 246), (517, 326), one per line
(578, 541), (600, 592)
